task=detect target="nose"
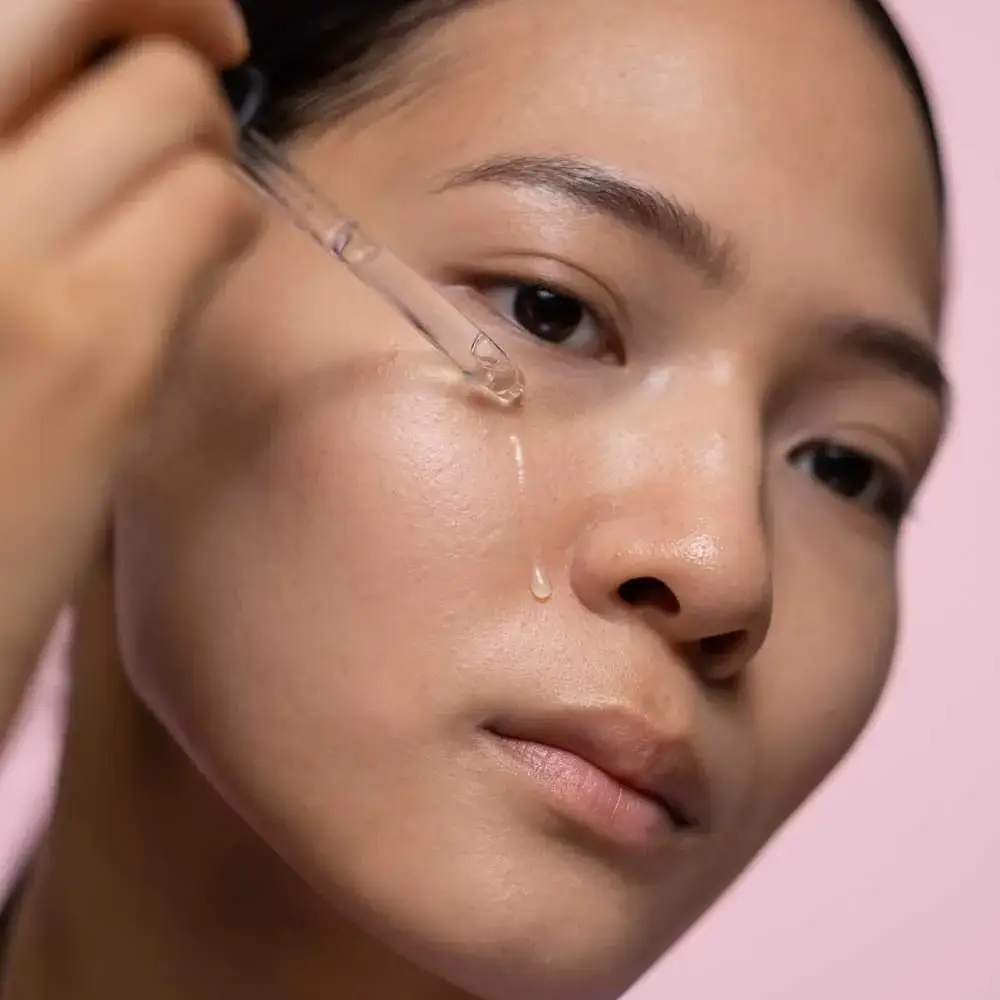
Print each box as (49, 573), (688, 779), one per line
(570, 497), (772, 686)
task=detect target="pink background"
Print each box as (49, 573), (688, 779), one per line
(1, 1), (997, 996)
(630, 2), (1000, 996)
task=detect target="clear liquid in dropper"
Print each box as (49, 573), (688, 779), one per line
(469, 335), (524, 404)
(511, 433), (552, 602)
(233, 127), (524, 406)
(328, 224), (524, 406)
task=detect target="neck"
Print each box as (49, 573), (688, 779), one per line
(1, 557), (472, 1000)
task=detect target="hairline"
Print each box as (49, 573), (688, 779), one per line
(258, 0), (945, 218)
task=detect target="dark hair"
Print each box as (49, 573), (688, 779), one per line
(237, 0), (944, 208)
(236, 0), (477, 138)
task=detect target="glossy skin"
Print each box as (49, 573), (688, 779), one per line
(8, 0), (946, 998)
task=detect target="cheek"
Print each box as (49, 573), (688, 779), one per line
(109, 209), (590, 840)
(111, 260), (555, 898)
(115, 354), (526, 731)
(123, 220), (534, 664)
(235, 369), (525, 637)
(747, 534), (898, 832)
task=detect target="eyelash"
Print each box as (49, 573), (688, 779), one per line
(470, 276), (912, 527)
(470, 276), (624, 363)
(788, 441), (910, 527)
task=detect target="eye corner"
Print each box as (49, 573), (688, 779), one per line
(789, 438), (913, 530)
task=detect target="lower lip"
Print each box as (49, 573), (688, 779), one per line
(490, 734), (674, 850)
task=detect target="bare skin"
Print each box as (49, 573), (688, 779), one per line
(0, 0), (260, 741)
(0, 1), (945, 1000)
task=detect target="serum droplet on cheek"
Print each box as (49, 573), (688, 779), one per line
(511, 433), (552, 603)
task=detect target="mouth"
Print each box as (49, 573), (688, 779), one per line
(483, 707), (710, 852)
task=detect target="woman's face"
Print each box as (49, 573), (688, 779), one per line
(112, 0), (944, 996)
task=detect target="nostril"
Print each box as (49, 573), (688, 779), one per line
(617, 577), (680, 614)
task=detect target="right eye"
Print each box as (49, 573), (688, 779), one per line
(479, 281), (621, 362)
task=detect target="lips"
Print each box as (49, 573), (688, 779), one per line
(485, 706), (710, 839)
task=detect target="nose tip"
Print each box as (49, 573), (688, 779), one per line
(571, 520), (772, 684)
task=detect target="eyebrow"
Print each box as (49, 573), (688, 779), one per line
(436, 153), (946, 409)
(435, 153), (737, 285)
(829, 317), (949, 412)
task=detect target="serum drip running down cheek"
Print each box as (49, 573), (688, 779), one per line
(510, 433), (553, 603)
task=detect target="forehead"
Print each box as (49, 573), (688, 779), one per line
(370, 0), (942, 325)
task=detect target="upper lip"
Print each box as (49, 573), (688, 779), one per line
(486, 706), (711, 831)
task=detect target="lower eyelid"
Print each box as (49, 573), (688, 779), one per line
(469, 277), (626, 362)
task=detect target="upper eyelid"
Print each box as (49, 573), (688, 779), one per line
(434, 153), (738, 287)
(795, 439), (913, 502)
(466, 268), (627, 339)
(476, 265), (924, 512)
(475, 279), (625, 359)
(429, 202), (944, 416)
(790, 443), (911, 527)
(819, 420), (926, 486)
(454, 256), (935, 488)
(445, 244), (636, 326)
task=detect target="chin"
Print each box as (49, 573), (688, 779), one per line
(329, 864), (673, 1000)
(246, 784), (701, 1000)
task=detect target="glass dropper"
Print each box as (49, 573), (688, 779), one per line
(222, 65), (524, 405)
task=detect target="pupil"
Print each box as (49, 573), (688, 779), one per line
(513, 285), (583, 343)
(812, 445), (872, 498)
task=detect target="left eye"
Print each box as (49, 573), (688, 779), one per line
(789, 441), (909, 526)
(481, 282), (613, 359)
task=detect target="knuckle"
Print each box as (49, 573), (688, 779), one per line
(130, 38), (233, 142)
(135, 35), (216, 92)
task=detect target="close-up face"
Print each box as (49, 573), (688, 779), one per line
(110, 0), (945, 997)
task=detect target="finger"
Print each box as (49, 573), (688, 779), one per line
(58, 151), (262, 419)
(0, 156), (259, 665)
(0, 38), (237, 250)
(0, 0), (248, 130)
